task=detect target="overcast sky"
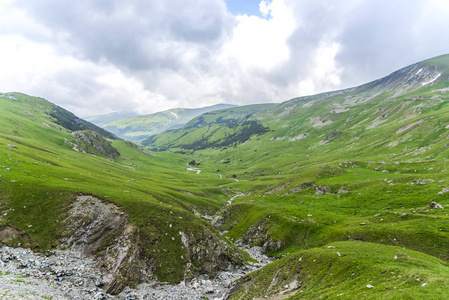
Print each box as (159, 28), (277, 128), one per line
(1, 0), (449, 117)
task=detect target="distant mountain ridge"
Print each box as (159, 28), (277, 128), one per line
(142, 103), (277, 151)
(93, 103), (237, 142)
(84, 111), (139, 126)
(144, 54), (449, 153)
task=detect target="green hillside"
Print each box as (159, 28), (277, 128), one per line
(142, 103), (277, 151)
(143, 54), (449, 299)
(3, 54), (449, 299)
(99, 104), (237, 142)
(0, 92), (246, 292)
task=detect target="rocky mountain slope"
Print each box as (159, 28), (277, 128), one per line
(94, 104), (237, 142)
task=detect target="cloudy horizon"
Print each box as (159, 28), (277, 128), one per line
(1, 0), (449, 117)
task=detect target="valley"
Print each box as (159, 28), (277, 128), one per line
(2, 54), (449, 299)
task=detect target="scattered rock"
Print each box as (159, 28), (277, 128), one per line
(7, 144), (17, 149)
(288, 182), (331, 195)
(401, 213), (407, 218)
(438, 188), (449, 194)
(324, 130), (341, 141)
(429, 202), (444, 209)
(314, 185), (332, 195)
(412, 179), (426, 185)
(0, 245), (105, 299)
(394, 253), (409, 260)
(337, 188), (348, 194)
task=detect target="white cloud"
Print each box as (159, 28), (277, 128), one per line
(259, 0), (271, 17)
(222, 0), (295, 70)
(297, 42), (342, 95)
(1, 0), (449, 117)
(0, 35), (177, 117)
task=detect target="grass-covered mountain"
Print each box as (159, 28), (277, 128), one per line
(142, 103), (277, 151)
(0, 92), (247, 293)
(3, 54), (449, 299)
(144, 54), (449, 298)
(145, 54), (449, 155)
(96, 104), (237, 142)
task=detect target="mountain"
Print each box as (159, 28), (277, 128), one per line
(98, 104), (237, 142)
(0, 92), (246, 294)
(141, 103), (277, 151)
(145, 54), (449, 155)
(144, 54), (449, 299)
(84, 111), (139, 126)
(3, 54), (449, 299)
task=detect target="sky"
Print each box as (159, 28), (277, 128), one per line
(1, 0), (449, 117)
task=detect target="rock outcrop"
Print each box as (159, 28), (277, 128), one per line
(288, 182), (332, 195)
(58, 195), (144, 294)
(69, 130), (120, 159)
(187, 229), (246, 277)
(57, 195), (246, 294)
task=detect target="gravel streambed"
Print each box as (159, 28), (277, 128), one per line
(1, 245), (273, 299)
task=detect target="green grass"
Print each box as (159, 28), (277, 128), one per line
(0, 93), (244, 282)
(134, 54), (449, 297)
(3, 54), (449, 298)
(229, 241), (449, 299)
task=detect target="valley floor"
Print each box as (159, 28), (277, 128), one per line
(0, 244), (273, 300)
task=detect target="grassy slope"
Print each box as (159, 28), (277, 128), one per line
(230, 242), (449, 299)
(142, 55), (449, 298)
(0, 93), (244, 282)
